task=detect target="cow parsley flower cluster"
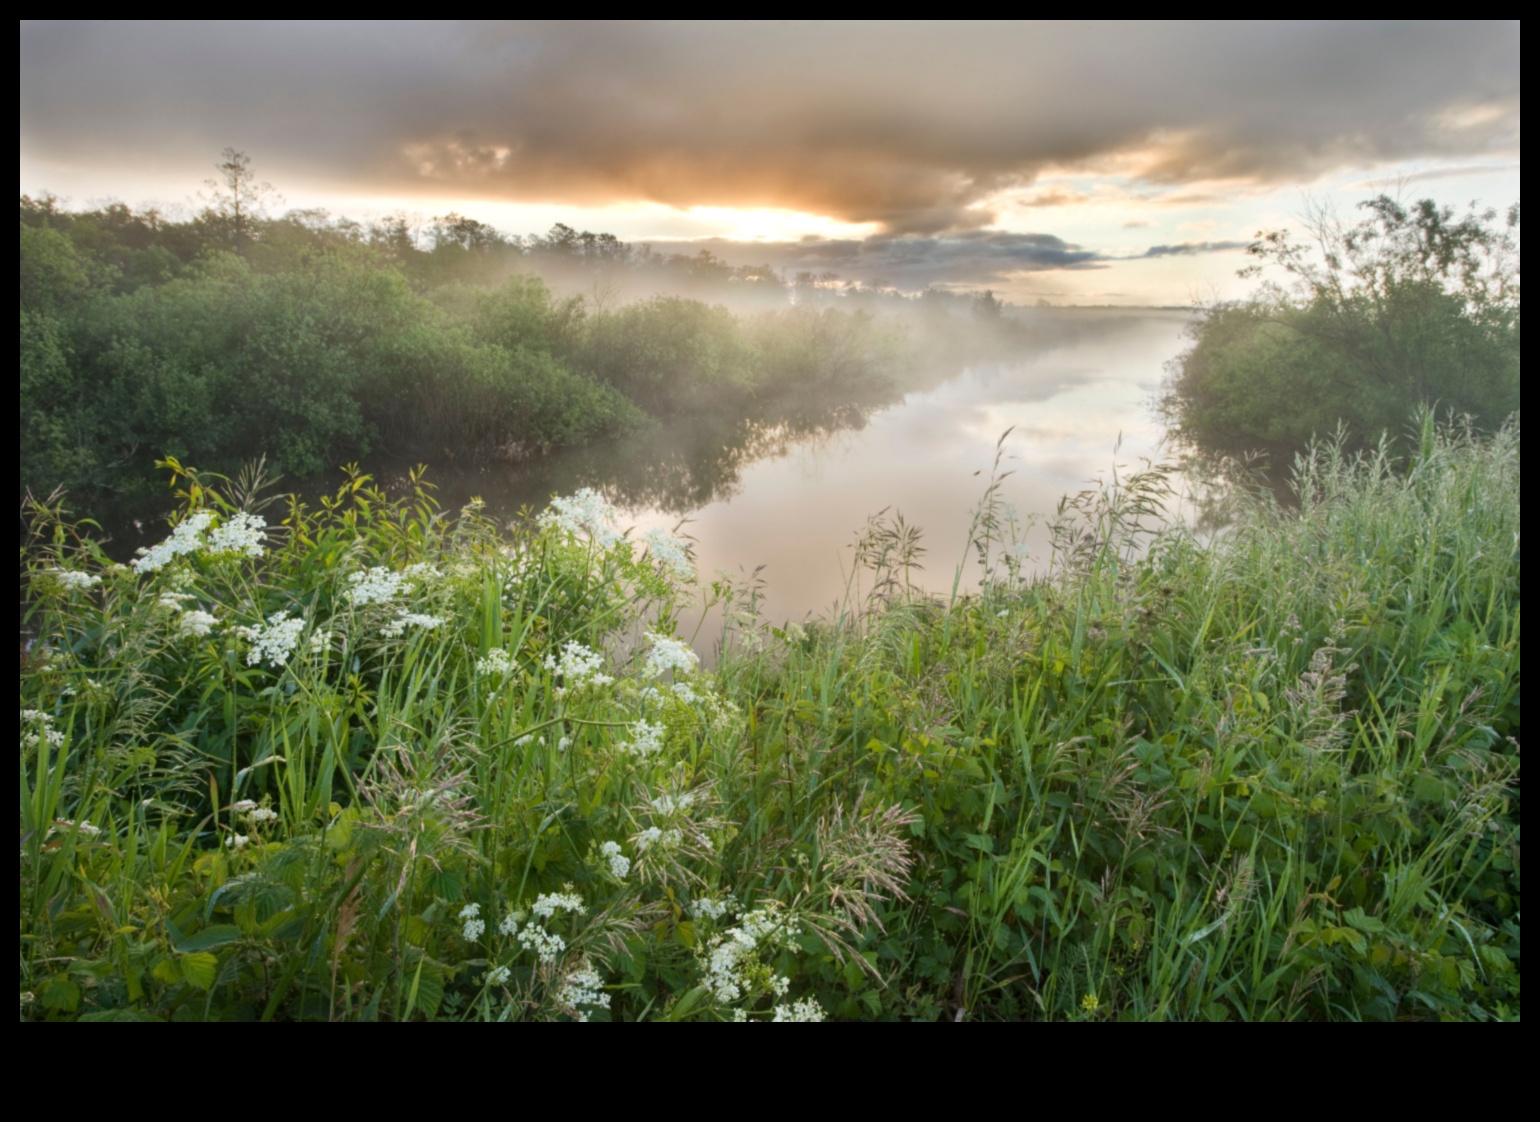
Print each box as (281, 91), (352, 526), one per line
(176, 609), (219, 640)
(477, 648), (513, 677)
(49, 568), (102, 591)
(531, 888), (585, 919)
(237, 611), (307, 667)
(205, 512), (268, 558)
(517, 924), (566, 963)
(460, 903), (487, 942)
(599, 840), (631, 880)
(642, 528), (694, 582)
(621, 719), (666, 758)
(698, 904), (801, 1005)
(21, 709), (65, 751)
(770, 998), (827, 1021)
(544, 641), (613, 689)
(636, 826), (683, 853)
(642, 633), (700, 678)
(690, 896), (730, 922)
(381, 611), (446, 639)
(344, 563), (439, 606)
(486, 965), (511, 986)
(557, 964), (611, 1021)
(539, 488), (621, 548)
(133, 510), (215, 574)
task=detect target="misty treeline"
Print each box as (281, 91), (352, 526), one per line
(20, 162), (1025, 518)
(18, 182), (1028, 520)
(1161, 196), (1520, 465)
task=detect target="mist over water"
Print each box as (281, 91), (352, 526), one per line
(382, 307), (1192, 635)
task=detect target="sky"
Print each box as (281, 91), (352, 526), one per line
(19, 20), (1521, 306)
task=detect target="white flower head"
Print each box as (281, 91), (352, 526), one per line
(539, 488), (621, 548)
(544, 641), (613, 689)
(642, 632), (700, 679)
(642, 528), (694, 582)
(49, 569), (102, 592)
(599, 840), (631, 880)
(242, 610), (307, 667)
(206, 512), (268, 558)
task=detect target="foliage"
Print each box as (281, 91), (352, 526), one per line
(20, 416), (1520, 1020)
(1161, 196), (1520, 463)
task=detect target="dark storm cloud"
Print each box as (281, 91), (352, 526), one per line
(20, 20), (1520, 234)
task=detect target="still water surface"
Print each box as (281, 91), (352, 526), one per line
(386, 308), (1192, 633)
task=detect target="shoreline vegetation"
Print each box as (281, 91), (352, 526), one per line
(20, 416), (1520, 1021)
(21, 173), (1066, 534)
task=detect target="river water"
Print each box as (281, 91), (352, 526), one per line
(386, 307), (1193, 637)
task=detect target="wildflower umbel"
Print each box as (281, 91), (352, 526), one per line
(460, 903), (487, 942)
(539, 488), (621, 548)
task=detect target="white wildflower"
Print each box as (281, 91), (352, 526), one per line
(643, 527), (694, 581)
(225, 834), (250, 849)
(530, 888), (585, 919)
(20, 709), (65, 751)
(206, 512), (267, 558)
(558, 965), (611, 1020)
(345, 563), (439, 607)
(380, 611), (446, 639)
(249, 806), (279, 824)
(517, 922), (567, 964)
(477, 648), (513, 676)
(699, 905), (800, 1004)
(132, 510), (215, 574)
(498, 910), (526, 937)
(177, 609), (218, 639)
(486, 965), (511, 986)
(557, 736), (572, 752)
(635, 826), (682, 853)
(690, 897), (730, 922)
(771, 998), (827, 1022)
(642, 632), (700, 679)
(459, 902), (487, 942)
(243, 611), (306, 667)
(622, 719), (666, 758)
(599, 841), (631, 880)
(50, 569), (101, 591)
(231, 800), (259, 813)
(538, 488), (621, 548)
(543, 641), (613, 688)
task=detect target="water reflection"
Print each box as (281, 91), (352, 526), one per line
(374, 308), (1193, 630)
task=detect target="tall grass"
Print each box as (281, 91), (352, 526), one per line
(20, 415), (1519, 1020)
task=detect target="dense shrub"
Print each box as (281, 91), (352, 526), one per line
(1161, 196), (1519, 463)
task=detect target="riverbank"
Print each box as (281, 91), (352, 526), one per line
(20, 417), (1519, 1020)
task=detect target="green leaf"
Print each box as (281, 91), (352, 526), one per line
(40, 975), (81, 1012)
(181, 951), (219, 991)
(171, 923), (242, 952)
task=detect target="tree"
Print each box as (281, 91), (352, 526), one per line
(1161, 195), (1520, 463)
(202, 148), (279, 255)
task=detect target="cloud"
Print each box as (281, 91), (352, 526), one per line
(1350, 161), (1521, 190)
(20, 21), (1520, 234)
(1138, 241), (1248, 258)
(652, 230), (1108, 290)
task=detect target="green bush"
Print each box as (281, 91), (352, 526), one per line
(1162, 196), (1519, 463)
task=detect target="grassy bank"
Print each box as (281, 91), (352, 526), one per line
(20, 418), (1520, 1020)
